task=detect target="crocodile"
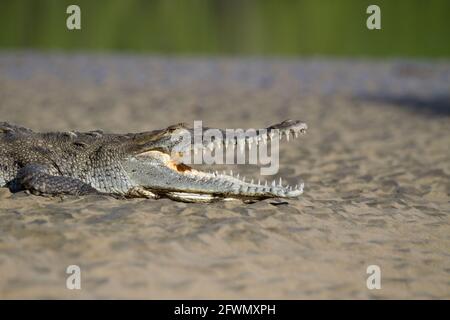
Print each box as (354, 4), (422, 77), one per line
(0, 120), (307, 202)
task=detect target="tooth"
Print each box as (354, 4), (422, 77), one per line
(294, 131), (299, 138)
(286, 131), (290, 141)
(251, 179), (254, 185)
(265, 181), (267, 187)
(230, 170), (233, 176)
(269, 132), (274, 140)
(272, 180), (276, 187)
(239, 142), (245, 153)
(258, 179), (260, 185)
(279, 177), (282, 186)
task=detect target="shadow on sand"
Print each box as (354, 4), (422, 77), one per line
(358, 94), (450, 117)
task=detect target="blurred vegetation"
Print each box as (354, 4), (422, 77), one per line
(0, 0), (449, 57)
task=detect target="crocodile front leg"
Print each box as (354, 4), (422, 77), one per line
(15, 164), (99, 196)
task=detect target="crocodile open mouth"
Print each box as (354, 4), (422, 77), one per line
(127, 120), (307, 202)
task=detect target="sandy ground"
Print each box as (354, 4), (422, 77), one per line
(0, 52), (449, 299)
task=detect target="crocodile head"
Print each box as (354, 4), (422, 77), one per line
(120, 120), (307, 202)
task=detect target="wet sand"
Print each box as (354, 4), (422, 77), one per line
(0, 52), (449, 299)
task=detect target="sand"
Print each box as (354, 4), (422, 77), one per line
(0, 52), (449, 299)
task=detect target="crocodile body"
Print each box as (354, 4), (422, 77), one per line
(0, 120), (307, 202)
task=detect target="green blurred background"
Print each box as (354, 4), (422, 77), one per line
(0, 0), (449, 57)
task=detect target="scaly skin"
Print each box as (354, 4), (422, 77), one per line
(0, 120), (307, 202)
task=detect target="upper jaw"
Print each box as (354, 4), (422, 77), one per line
(170, 119), (307, 155)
